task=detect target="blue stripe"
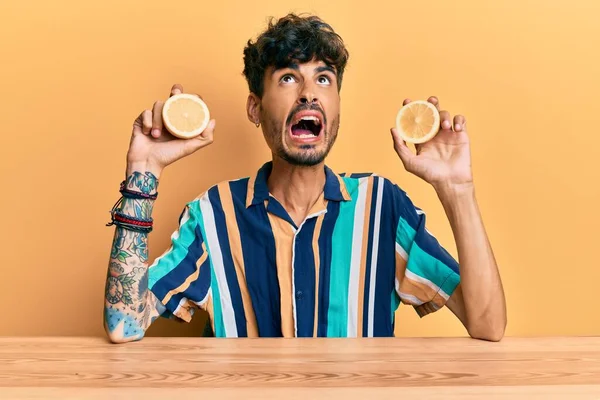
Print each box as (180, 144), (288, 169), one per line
(362, 177), (378, 336)
(162, 225), (211, 312)
(150, 221), (205, 301)
(372, 179), (400, 337)
(293, 218), (317, 337)
(230, 178), (282, 337)
(208, 186), (247, 337)
(348, 172), (374, 179)
(316, 200), (340, 337)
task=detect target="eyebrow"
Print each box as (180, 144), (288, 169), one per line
(271, 63), (336, 76)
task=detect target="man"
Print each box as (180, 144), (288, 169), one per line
(104, 14), (506, 342)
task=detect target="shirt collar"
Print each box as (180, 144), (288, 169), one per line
(246, 161), (352, 207)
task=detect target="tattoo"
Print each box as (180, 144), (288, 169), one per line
(104, 308), (145, 339)
(128, 232), (148, 261)
(104, 170), (163, 339)
(106, 262), (136, 305)
(110, 229), (127, 259)
(125, 171), (158, 195)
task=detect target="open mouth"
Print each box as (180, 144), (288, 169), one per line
(290, 114), (323, 140)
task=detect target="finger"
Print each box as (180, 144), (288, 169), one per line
(390, 128), (414, 168)
(141, 110), (153, 135)
(199, 119), (216, 142)
(453, 115), (466, 132)
(402, 98), (412, 106)
(428, 96), (441, 111)
(151, 101), (164, 138)
(439, 110), (452, 130)
(170, 84), (183, 97)
(132, 111), (144, 135)
(185, 119), (216, 155)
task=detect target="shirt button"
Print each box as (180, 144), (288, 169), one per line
(296, 290), (303, 300)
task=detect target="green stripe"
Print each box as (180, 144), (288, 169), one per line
(406, 242), (459, 292)
(396, 216), (417, 254)
(327, 177), (359, 337)
(148, 205), (199, 289)
(190, 201), (225, 337)
(397, 215), (459, 298)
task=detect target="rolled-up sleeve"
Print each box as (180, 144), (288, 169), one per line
(394, 188), (460, 317)
(148, 202), (212, 322)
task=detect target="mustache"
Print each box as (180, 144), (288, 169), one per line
(285, 103), (327, 127)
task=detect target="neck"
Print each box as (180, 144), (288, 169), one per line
(267, 157), (326, 216)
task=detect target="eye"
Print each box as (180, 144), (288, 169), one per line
(280, 74), (297, 84)
(317, 76), (331, 85)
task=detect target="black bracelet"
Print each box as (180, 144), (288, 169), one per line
(119, 181), (158, 200)
(111, 220), (153, 233)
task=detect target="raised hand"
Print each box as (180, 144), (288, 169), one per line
(126, 84), (216, 177)
(391, 96), (472, 191)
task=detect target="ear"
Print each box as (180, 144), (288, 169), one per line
(246, 93), (261, 125)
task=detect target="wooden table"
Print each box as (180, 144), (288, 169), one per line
(1, 337), (599, 399)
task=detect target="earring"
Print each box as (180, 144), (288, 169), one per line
(255, 121), (260, 128)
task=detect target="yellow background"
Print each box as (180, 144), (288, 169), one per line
(1, 0), (598, 338)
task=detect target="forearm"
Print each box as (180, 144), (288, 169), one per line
(437, 183), (507, 341)
(104, 170), (162, 343)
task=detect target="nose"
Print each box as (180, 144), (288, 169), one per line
(299, 95), (318, 105)
(298, 82), (318, 106)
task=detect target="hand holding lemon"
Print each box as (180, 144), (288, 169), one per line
(391, 96), (473, 191)
(126, 84), (216, 178)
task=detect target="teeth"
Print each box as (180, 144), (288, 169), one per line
(297, 134), (316, 138)
(299, 116), (321, 125)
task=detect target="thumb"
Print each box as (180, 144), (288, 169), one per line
(390, 128), (414, 169)
(184, 119), (216, 154)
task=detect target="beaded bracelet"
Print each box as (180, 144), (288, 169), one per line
(106, 198), (154, 233)
(111, 220), (153, 233)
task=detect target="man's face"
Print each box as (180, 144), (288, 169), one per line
(257, 60), (341, 166)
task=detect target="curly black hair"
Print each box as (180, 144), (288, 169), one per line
(243, 13), (349, 98)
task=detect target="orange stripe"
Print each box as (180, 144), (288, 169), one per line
(308, 192), (327, 215)
(245, 174), (256, 207)
(357, 177), (374, 337)
(395, 249), (439, 305)
(161, 242), (208, 305)
(219, 183), (258, 337)
(395, 249), (408, 284)
(267, 213), (295, 337)
(337, 175), (352, 201)
(312, 212), (325, 337)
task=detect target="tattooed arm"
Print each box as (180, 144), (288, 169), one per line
(105, 84), (215, 343)
(104, 171), (165, 343)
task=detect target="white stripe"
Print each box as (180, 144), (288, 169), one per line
(395, 242), (408, 261)
(415, 208), (436, 238)
(405, 269), (450, 300)
(172, 286), (211, 317)
(199, 193), (238, 337)
(291, 209), (328, 337)
(367, 177), (384, 337)
(347, 178), (368, 337)
(172, 297), (189, 317)
(195, 286), (211, 307)
(398, 292), (425, 305)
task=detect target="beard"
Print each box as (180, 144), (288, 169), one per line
(264, 105), (340, 167)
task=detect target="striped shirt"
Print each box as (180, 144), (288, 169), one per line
(148, 161), (461, 337)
